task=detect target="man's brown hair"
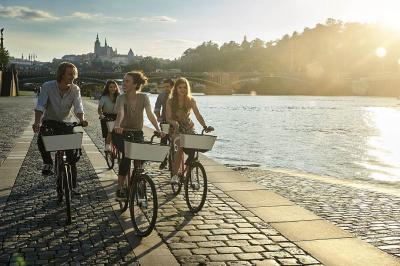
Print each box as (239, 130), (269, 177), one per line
(56, 62), (78, 82)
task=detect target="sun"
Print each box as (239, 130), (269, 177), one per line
(376, 47), (386, 58)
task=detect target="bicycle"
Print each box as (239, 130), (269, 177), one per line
(169, 127), (216, 213)
(41, 121), (85, 224)
(102, 115), (121, 169)
(118, 131), (169, 237)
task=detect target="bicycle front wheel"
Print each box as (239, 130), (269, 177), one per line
(62, 164), (72, 224)
(169, 149), (182, 196)
(130, 174), (158, 237)
(184, 162), (207, 213)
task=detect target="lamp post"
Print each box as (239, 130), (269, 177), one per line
(0, 28), (3, 50)
(0, 28), (4, 71)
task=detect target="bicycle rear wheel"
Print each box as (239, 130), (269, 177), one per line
(184, 162), (207, 213)
(119, 171), (131, 213)
(105, 150), (115, 169)
(130, 174), (158, 237)
(62, 163), (72, 224)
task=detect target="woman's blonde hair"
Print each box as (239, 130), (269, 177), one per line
(170, 77), (192, 113)
(56, 62), (78, 82)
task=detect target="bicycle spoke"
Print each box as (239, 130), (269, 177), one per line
(185, 162), (207, 213)
(130, 174), (158, 237)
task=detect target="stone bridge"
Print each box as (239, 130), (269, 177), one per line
(18, 71), (308, 95)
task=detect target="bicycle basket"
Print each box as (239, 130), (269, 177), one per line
(124, 141), (169, 162)
(179, 134), (217, 152)
(42, 133), (83, 152)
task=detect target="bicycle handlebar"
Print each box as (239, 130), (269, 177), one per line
(201, 126), (214, 134)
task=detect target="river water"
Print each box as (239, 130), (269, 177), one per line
(147, 95), (400, 183)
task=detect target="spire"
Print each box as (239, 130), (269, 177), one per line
(241, 35), (250, 49)
(105, 38), (107, 47)
(22, 53), (24, 59)
(96, 34), (99, 41)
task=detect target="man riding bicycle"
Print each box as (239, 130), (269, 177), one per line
(154, 78), (174, 169)
(32, 62), (88, 196)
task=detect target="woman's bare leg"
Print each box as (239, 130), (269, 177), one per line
(106, 132), (112, 144)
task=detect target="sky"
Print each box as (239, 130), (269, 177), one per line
(1, 0), (400, 62)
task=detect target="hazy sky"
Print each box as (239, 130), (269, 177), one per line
(1, 0), (399, 61)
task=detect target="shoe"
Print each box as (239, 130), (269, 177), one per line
(159, 157), (167, 170)
(170, 175), (179, 185)
(71, 188), (82, 198)
(42, 164), (53, 176)
(106, 144), (111, 151)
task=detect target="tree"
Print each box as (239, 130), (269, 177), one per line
(0, 47), (9, 69)
(250, 38), (265, 49)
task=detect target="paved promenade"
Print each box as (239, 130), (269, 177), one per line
(0, 96), (399, 265)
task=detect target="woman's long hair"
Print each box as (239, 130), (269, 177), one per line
(101, 80), (120, 103)
(170, 77), (192, 114)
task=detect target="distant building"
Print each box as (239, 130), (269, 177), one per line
(94, 34), (117, 58)
(59, 35), (135, 65)
(94, 35), (134, 64)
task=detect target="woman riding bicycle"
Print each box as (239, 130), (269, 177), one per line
(166, 77), (211, 184)
(112, 71), (164, 199)
(98, 80), (120, 152)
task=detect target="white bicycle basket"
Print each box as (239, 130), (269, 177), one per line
(42, 133), (83, 152)
(106, 121), (115, 132)
(124, 141), (169, 162)
(179, 134), (217, 152)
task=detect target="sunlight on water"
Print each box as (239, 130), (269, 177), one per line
(363, 107), (400, 181)
(146, 95), (400, 183)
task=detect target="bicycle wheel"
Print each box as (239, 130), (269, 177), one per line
(54, 156), (62, 203)
(119, 171), (131, 213)
(62, 164), (72, 224)
(184, 161), (207, 213)
(130, 174), (158, 237)
(170, 150), (182, 196)
(105, 150), (115, 169)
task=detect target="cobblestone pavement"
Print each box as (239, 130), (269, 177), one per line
(0, 97), (35, 166)
(237, 168), (400, 258)
(0, 137), (138, 264)
(83, 100), (322, 265)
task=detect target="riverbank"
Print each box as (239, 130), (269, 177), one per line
(235, 167), (400, 258)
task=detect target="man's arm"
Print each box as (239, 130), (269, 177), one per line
(32, 110), (43, 133)
(154, 94), (163, 120)
(73, 86), (88, 126)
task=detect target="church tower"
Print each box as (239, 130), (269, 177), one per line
(94, 34), (101, 55)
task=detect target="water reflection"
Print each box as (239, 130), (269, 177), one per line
(363, 107), (400, 181)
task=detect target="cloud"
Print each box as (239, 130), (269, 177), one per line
(68, 12), (177, 23)
(70, 12), (98, 19)
(0, 5), (57, 20)
(157, 39), (197, 45)
(140, 16), (177, 23)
